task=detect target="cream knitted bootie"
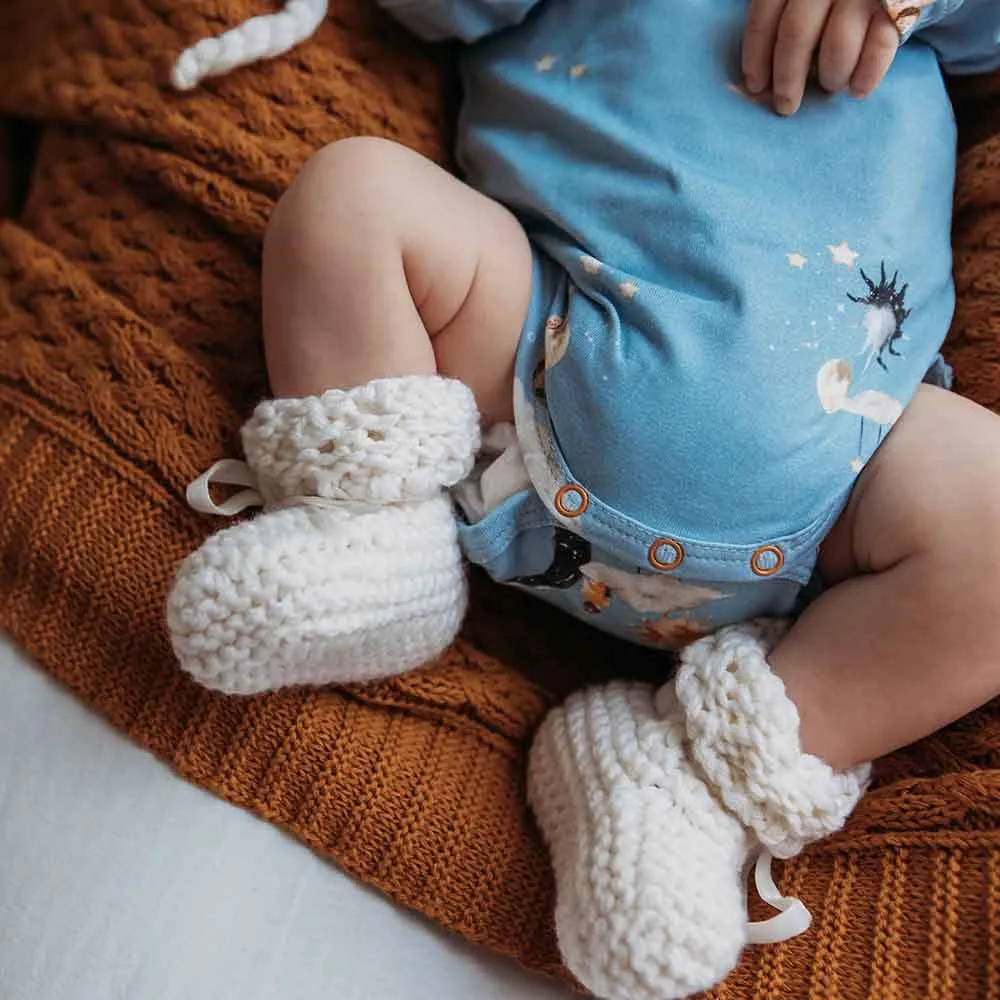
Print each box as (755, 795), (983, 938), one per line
(527, 622), (870, 1000)
(166, 375), (480, 695)
(673, 622), (870, 860)
(527, 682), (751, 1000)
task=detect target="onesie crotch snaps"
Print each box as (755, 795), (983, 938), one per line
(751, 544), (785, 578)
(648, 537), (685, 571)
(554, 483), (589, 518)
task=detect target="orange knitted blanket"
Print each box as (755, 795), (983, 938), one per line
(2, 3), (1000, 996)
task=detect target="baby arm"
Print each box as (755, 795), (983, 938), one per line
(375, 0), (543, 43)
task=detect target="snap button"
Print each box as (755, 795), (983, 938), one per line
(648, 537), (685, 571)
(554, 483), (589, 518)
(751, 545), (785, 577)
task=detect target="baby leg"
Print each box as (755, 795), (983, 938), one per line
(772, 384), (1000, 769)
(168, 138), (532, 694)
(262, 136), (531, 424)
(527, 386), (1000, 1000)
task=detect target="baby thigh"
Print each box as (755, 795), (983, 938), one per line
(773, 385), (1000, 767)
(821, 384), (1000, 592)
(261, 136), (533, 424)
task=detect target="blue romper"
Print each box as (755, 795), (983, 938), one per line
(379, 0), (1000, 649)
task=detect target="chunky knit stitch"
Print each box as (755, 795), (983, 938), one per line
(527, 681), (751, 1000)
(528, 623), (868, 1000)
(2, 3), (1000, 996)
(675, 623), (871, 858)
(242, 376), (481, 504)
(167, 376), (479, 694)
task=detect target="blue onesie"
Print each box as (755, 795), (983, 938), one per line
(378, 0), (1000, 649)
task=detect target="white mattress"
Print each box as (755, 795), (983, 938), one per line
(0, 635), (574, 1000)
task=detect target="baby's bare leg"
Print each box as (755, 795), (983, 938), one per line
(168, 139), (532, 695)
(262, 136), (532, 424)
(771, 385), (1000, 770)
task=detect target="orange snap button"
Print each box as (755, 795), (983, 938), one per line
(554, 483), (589, 518)
(648, 537), (685, 571)
(750, 545), (785, 577)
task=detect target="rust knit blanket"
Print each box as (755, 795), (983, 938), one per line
(1, 3), (1000, 996)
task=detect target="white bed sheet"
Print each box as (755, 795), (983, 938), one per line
(0, 635), (575, 1000)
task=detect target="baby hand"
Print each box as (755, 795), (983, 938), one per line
(742, 0), (900, 116)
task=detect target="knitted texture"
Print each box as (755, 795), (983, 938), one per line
(3, 2), (1000, 995)
(167, 376), (478, 694)
(242, 376), (481, 504)
(528, 625), (868, 1000)
(527, 681), (751, 1000)
(676, 623), (871, 859)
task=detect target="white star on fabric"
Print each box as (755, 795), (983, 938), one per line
(827, 240), (859, 268)
(619, 280), (639, 300)
(535, 54), (557, 72)
(786, 252), (807, 269)
(570, 64), (588, 78)
(580, 255), (602, 275)
(836, 303), (846, 313)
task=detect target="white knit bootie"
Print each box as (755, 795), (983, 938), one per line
(166, 375), (480, 695)
(527, 621), (870, 1000)
(527, 682), (751, 1000)
(673, 622), (871, 861)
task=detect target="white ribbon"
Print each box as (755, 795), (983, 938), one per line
(745, 851), (813, 946)
(186, 459), (266, 516)
(185, 459), (394, 517)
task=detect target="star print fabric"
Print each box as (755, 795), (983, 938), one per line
(375, 0), (997, 648)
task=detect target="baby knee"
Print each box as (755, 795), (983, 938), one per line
(295, 135), (410, 196)
(265, 136), (410, 252)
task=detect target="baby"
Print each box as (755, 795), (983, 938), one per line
(167, 1), (1000, 997)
